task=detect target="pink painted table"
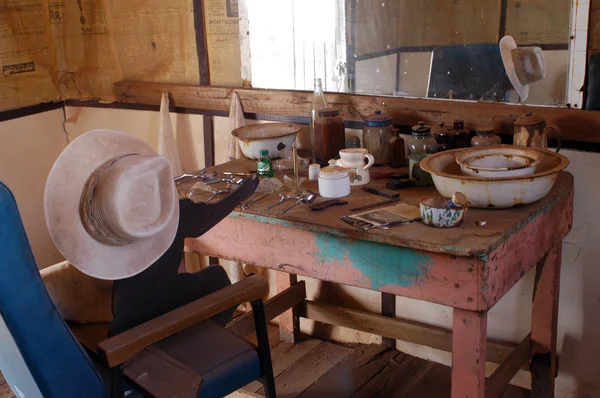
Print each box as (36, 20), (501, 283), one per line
(186, 160), (574, 398)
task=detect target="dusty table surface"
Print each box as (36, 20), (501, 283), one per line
(183, 159), (574, 258)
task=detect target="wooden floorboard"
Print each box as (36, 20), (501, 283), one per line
(298, 344), (398, 398)
(0, 323), (532, 398)
(257, 341), (352, 397)
(243, 338), (323, 394)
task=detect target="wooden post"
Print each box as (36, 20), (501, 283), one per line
(381, 292), (396, 347)
(276, 271), (300, 343)
(530, 245), (562, 398)
(452, 308), (488, 398)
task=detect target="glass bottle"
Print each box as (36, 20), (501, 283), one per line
(407, 122), (438, 155)
(431, 121), (450, 151)
(449, 120), (471, 148)
(471, 126), (501, 147)
(363, 111), (394, 165)
(314, 108), (345, 166)
(257, 149), (273, 178)
(309, 78), (328, 163)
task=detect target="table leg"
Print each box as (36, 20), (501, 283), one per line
(531, 244), (562, 398)
(381, 292), (396, 347)
(452, 308), (488, 398)
(276, 271), (300, 343)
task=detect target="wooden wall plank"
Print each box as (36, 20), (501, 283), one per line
(116, 81), (600, 143)
(588, 1), (600, 53)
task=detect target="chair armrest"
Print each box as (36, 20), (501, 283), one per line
(97, 274), (269, 367)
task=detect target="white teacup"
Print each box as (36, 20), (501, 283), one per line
(336, 148), (374, 186)
(338, 148), (375, 169)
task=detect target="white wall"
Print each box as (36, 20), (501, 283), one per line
(0, 109), (68, 268)
(63, 107), (207, 173)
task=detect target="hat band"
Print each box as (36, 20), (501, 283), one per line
(80, 153), (139, 246)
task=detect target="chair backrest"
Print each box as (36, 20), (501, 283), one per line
(427, 43), (509, 102)
(0, 182), (106, 398)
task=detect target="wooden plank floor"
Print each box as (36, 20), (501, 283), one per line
(233, 324), (532, 398)
(0, 324), (531, 398)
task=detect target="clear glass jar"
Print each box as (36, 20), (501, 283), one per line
(309, 78), (328, 163)
(363, 111), (394, 165)
(407, 122), (438, 155)
(471, 126), (501, 147)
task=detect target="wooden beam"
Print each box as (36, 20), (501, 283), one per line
(486, 334), (531, 398)
(276, 272), (300, 343)
(115, 80), (600, 143)
(299, 300), (519, 367)
(452, 309), (488, 398)
(381, 292), (396, 347)
(226, 280), (307, 337)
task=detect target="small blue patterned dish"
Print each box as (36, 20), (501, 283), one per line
(419, 196), (468, 228)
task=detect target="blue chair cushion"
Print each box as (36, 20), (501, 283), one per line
(0, 182), (106, 398)
(153, 319), (261, 398)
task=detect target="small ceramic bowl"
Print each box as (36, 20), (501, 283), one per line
(419, 196), (467, 228)
(456, 147), (540, 178)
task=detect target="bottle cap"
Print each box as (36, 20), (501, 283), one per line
(259, 149), (269, 157)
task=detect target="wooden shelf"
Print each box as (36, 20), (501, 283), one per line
(115, 80), (600, 143)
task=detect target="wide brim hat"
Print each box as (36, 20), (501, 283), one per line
(500, 35), (547, 102)
(500, 36), (529, 101)
(44, 130), (179, 280)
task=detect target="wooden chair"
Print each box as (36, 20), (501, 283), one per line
(0, 177), (277, 398)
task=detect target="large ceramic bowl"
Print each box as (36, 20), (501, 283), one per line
(232, 123), (302, 159)
(420, 145), (569, 209)
(456, 147), (541, 178)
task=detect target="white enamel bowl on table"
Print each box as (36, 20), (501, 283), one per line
(420, 145), (569, 209)
(232, 123), (302, 159)
(455, 147), (541, 178)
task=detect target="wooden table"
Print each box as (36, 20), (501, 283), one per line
(186, 159), (574, 398)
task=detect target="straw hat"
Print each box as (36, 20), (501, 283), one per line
(45, 130), (179, 280)
(499, 35), (546, 101)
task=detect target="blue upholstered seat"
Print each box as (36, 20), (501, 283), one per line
(0, 181), (106, 398)
(155, 320), (262, 398)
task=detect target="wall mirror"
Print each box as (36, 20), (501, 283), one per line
(245, 0), (574, 107)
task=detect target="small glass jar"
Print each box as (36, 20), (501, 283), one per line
(471, 126), (501, 147)
(314, 108), (345, 166)
(407, 122), (438, 155)
(431, 121), (451, 151)
(449, 119), (471, 148)
(363, 111), (394, 165)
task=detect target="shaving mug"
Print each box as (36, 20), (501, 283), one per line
(409, 154), (434, 187)
(336, 148), (375, 186)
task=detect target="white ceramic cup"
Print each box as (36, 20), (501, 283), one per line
(318, 166), (351, 198)
(338, 148), (375, 169)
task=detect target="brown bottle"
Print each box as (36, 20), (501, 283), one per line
(431, 121), (450, 151)
(449, 120), (470, 148)
(314, 108), (345, 166)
